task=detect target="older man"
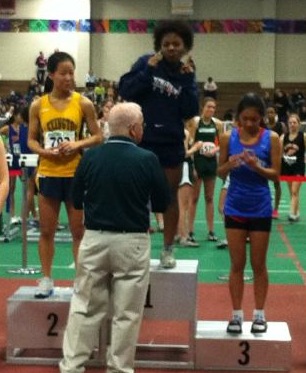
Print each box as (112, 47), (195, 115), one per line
(59, 102), (170, 373)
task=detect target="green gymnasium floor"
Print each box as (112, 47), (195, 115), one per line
(0, 178), (305, 285)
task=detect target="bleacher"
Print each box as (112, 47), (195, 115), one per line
(0, 80), (29, 98)
(2, 80), (306, 122)
(209, 82), (262, 119)
(197, 82), (306, 121)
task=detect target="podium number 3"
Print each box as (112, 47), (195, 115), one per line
(47, 313), (59, 336)
(238, 341), (250, 365)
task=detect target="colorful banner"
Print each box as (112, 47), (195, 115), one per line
(128, 19), (147, 33)
(0, 19), (306, 34)
(109, 20), (128, 33)
(91, 19), (109, 33)
(10, 19), (28, 32)
(29, 20), (49, 32)
(58, 20), (76, 32)
(49, 20), (59, 32)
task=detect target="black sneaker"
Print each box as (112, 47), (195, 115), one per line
(188, 232), (199, 246)
(227, 316), (242, 334)
(207, 231), (218, 242)
(251, 317), (267, 333)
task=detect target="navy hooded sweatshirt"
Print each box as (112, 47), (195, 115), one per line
(118, 54), (199, 146)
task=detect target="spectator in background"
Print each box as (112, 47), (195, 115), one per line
(280, 113), (306, 222)
(264, 104), (287, 219)
(262, 90), (273, 108)
(299, 103), (306, 122)
(105, 80), (118, 101)
(290, 88), (305, 112)
(177, 128), (203, 247)
(27, 78), (41, 100)
(94, 79), (105, 105)
(85, 69), (97, 89)
(0, 136), (9, 213)
(35, 51), (47, 86)
(223, 108), (234, 122)
(0, 104), (14, 128)
(19, 106), (39, 226)
(203, 76), (218, 100)
(188, 97), (223, 245)
(97, 98), (114, 141)
(0, 107), (24, 224)
(274, 88), (290, 123)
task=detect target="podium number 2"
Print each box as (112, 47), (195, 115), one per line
(238, 341), (250, 365)
(47, 313), (59, 336)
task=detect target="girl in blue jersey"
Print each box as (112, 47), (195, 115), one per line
(218, 93), (281, 334)
(119, 20), (199, 268)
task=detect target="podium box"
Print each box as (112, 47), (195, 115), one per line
(195, 321), (291, 371)
(136, 259), (198, 369)
(7, 286), (106, 365)
(7, 259), (198, 369)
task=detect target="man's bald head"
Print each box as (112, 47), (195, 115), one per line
(108, 102), (144, 142)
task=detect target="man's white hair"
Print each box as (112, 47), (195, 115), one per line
(108, 102), (143, 136)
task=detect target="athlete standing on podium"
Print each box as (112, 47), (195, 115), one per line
(218, 93), (281, 334)
(119, 20), (199, 269)
(28, 51), (102, 298)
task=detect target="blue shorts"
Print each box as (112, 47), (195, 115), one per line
(27, 167), (36, 178)
(37, 176), (73, 202)
(141, 142), (185, 168)
(224, 215), (272, 232)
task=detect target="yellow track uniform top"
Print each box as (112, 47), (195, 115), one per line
(38, 92), (83, 177)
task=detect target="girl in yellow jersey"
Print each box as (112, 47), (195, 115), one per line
(28, 52), (102, 298)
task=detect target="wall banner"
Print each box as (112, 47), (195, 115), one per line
(1, 18), (306, 34)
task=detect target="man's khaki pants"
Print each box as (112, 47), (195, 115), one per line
(59, 230), (150, 373)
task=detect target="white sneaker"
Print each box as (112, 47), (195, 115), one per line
(216, 239), (228, 249)
(35, 277), (54, 299)
(57, 223), (66, 231)
(179, 237), (200, 248)
(10, 216), (21, 225)
(288, 214), (300, 222)
(160, 248), (176, 269)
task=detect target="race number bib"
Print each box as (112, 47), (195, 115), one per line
(12, 143), (21, 155)
(44, 131), (75, 149)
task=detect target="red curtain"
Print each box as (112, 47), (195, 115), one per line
(0, 0), (16, 15)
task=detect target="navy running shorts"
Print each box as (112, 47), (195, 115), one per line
(37, 176), (74, 202)
(224, 215), (272, 232)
